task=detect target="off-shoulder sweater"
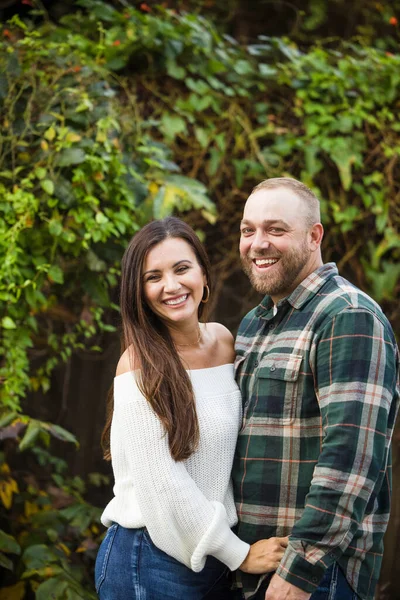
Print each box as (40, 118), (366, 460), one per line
(101, 363), (250, 572)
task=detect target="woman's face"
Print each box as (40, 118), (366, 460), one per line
(142, 237), (206, 327)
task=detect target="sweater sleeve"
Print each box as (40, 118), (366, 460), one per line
(112, 376), (250, 572)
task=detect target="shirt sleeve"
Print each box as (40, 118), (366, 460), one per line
(276, 308), (399, 593)
(113, 380), (250, 573)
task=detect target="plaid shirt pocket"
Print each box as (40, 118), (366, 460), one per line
(252, 353), (303, 423)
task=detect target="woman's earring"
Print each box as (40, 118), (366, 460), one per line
(201, 285), (210, 304)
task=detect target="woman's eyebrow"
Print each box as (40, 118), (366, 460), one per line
(143, 260), (193, 276)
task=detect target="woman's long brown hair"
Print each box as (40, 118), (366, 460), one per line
(101, 217), (212, 462)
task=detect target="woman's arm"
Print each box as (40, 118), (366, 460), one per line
(113, 375), (249, 572)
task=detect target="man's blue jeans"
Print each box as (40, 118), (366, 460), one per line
(95, 523), (233, 599)
(248, 562), (359, 599)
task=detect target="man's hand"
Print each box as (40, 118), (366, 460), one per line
(265, 573), (312, 600)
(239, 537), (289, 574)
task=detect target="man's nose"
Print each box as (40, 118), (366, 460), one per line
(251, 231), (270, 251)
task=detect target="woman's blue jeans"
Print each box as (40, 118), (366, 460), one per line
(95, 524), (234, 599)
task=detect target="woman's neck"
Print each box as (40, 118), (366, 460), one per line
(167, 321), (202, 348)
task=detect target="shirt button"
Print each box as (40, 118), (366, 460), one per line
(254, 360), (259, 367)
(268, 323), (274, 329)
(312, 577), (318, 583)
(270, 365), (276, 372)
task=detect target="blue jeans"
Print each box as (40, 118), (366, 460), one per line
(309, 563), (359, 600)
(249, 562), (359, 599)
(95, 524), (235, 599)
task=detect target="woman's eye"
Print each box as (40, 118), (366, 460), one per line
(176, 266), (189, 273)
(146, 275), (159, 282)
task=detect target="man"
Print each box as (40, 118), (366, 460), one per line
(232, 178), (399, 600)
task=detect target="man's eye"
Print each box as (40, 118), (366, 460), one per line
(241, 228), (253, 234)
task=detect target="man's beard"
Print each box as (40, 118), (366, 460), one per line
(241, 241), (311, 297)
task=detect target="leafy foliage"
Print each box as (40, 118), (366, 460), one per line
(0, 5), (217, 597)
(0, 445), (103, 599)
(0, 9), (216, 412)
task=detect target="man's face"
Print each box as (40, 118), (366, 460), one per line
(239, 187), (314, 302)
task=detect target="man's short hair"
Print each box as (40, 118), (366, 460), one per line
(251, 177), (321, 227)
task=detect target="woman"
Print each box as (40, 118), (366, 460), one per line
(95, 217), (288, 599)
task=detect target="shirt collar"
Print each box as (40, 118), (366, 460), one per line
(255, 263), (338, 318)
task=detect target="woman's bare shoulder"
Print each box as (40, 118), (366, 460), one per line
(116, 345), (135, 377)
(205, 322), (234, 344)
(203, 322), (235, 363)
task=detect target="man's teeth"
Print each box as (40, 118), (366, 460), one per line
(254, 259), (278, 266)
(165, 294), (188, 305)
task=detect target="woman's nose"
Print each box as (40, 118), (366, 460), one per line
(164, 274), (181, 292)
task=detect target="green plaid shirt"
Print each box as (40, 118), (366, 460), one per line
(232, 263), (399, 600)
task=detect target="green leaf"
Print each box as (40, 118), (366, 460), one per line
(0, 551), (13, 570)
(35, 577), (68, 600)
(0, 411), (18, 428)
(152, 186), (168, 219)
(195, 128), (209, 148)
(35, 167), (47, 180)
(166, 59), (186, 80)
(366, 262), (400, 302)
(259, 64), (277, 77)
(201, 210), (217, 225)
(0, 530), (21, 555)
(48, 266), (64, 284)
(59, 504), (92, 530)
(19, 419), (42, 451)
(25, 286), (46, 309)
(41, 179), (54, 195)
(207, 148), (222, 177)
(321, 135), (365, 191)
(160, 114), (187, 140)
(48, 220), (63, 236)
(2, 317), (16, 330)
(22, 544), (59, 570)
(44, 423), (78, 446)
(95, 212), (108, 225)
(56, 149), (86, 167)
(234, 59), (253, 75)
(44, 127), (56, 142)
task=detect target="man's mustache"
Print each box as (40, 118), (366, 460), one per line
(246, 251), (282, 260)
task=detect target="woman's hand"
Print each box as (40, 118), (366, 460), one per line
(239, 537), (289, 574)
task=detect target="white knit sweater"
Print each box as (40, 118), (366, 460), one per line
(101, 363), (250, 572)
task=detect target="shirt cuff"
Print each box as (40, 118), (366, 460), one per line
(275, 542), (329, 593)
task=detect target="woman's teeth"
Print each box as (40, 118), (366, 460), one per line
(164, 294), (188, 305)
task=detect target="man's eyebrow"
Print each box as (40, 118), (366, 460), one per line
(240, 219), (291, 228)
(143, 259), (193, 276)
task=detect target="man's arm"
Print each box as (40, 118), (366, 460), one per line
(268, 308), (399, 598)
